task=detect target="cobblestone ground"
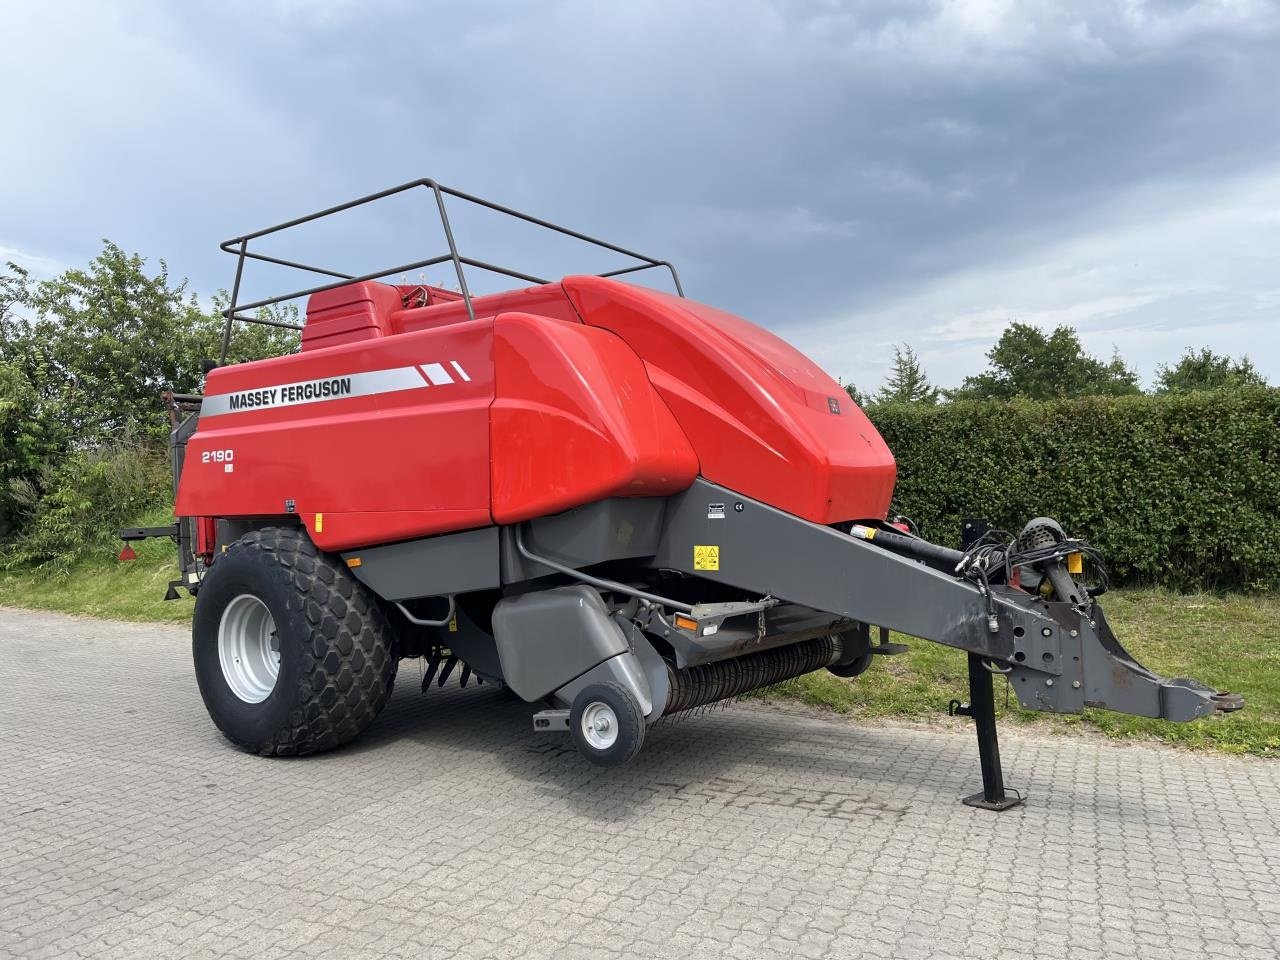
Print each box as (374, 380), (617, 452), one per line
(2, 608), (1277, 960)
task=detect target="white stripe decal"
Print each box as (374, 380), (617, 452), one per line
(450, 360), (471, 382)
(201, 361), (467, 416)
(421, 362), (455, 386)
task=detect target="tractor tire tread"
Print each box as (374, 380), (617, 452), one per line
(211, 526), (396, 757)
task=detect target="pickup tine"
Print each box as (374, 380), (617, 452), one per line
(421, 652), (440, 692)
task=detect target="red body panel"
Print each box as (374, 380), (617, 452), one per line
(176, 276), (896, 549)
(562, 277), (896, 524)
(176, 319), (495, 550)
(490, 313), (699, 523)
(302, 282), (402, 351)
(394, 284), (582, 334)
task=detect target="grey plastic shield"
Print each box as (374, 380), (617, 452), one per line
(491, 585), (630, 701)
(343, 526), (500, 600)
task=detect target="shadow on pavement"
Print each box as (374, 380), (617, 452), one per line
(345, 673), (938, 823)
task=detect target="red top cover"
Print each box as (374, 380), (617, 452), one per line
(177, 277), (895, 551)
(562, 277), (896, 525)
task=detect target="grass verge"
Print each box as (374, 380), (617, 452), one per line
(1, 540), (1275, 756)
(0, 524), (194, 623)
(761, 589), (1279, 757)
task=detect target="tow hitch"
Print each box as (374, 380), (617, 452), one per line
(656, 483), (1244, 808)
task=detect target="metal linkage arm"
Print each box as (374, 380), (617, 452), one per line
(654, 480), (1243, 723)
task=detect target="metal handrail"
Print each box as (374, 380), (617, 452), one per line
(217, 178), (684, 363)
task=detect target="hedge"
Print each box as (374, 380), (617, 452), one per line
(868, 388), (1280, 590)
(6, 388), (1275, 591)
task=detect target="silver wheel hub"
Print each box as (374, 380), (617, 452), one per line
(218, 594), (280, 703)
(580, 701), (619, 751)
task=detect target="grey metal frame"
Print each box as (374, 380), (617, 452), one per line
(651, 480), (1236, 722)
(335, 479), (1237, 725)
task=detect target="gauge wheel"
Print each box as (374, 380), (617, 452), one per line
(569, 682), (646, 767)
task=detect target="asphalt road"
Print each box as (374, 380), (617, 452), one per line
(2, 607), (1278, 960)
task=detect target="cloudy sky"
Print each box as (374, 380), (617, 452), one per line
(3, 0), (1278, 390)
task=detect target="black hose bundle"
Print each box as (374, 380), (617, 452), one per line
(956, 524), (1110, 605)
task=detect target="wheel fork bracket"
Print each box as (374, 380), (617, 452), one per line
(532, 709), (570, 732)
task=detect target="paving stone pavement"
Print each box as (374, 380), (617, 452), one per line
(2, 607), (1278, 960)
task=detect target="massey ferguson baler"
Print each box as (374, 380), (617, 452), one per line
(133, 179), (1241, 809)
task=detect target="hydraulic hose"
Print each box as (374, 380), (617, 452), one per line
(847, 524), (965, 572)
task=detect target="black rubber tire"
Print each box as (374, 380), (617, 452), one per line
(569, 682), (646, 767)
(192, 526), (397, 756)
(827, 652), (874, 679)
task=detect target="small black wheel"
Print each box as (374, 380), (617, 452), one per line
(827, 652), (874, 679)
(569, 682), (645, 767)
(192, 526), (397, 756)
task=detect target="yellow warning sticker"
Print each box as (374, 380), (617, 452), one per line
(694, 545), (720, 571)
(1066, 551), (1083, 574)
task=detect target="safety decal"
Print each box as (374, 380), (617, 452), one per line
(201, 361), (470, 416)
(693, 545), (720, 571)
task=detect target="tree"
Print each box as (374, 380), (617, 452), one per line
(842, 380), (868, 407)
(1154, 348), (1267, 394)
(0, 265), (57, 536)
(950, 322), (1140, 401)
(3, 243), (202, 449)
(0, 241), (297, 451)
(0, 361), (45, 537)
(0, 242), (296, 544)
(0, 261), (30, 326)
(876, 344), (939, 405)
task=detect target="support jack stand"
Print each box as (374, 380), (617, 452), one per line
(949, 652), (1024, 811)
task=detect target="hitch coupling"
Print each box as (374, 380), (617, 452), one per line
(851, 518), (1245, 723)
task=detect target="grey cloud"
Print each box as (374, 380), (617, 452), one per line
(3, 0), (1278, 383)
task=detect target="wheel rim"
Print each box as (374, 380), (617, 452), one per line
(218, 594), (280, 703)
(580, 701), (619, 751)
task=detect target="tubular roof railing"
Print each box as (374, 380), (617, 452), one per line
(217, 178), (684, 363)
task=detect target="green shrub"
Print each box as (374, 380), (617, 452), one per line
(0, 245), (296, 540)
(2, 442), (171, 576)
(869, 388), (1280, 590)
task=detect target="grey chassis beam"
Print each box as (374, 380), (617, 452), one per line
(652, 480), (1238, 723)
